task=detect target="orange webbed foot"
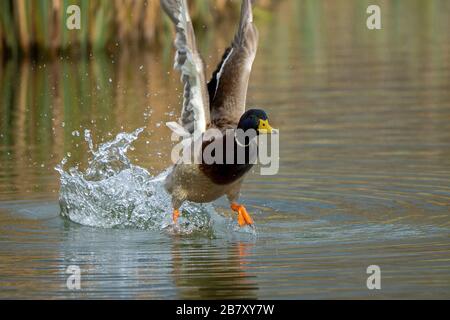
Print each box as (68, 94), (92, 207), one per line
(172, 209), (180, 223)
(230, 203), (254, 226)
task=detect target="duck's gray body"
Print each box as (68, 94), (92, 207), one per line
(165, 162), (245, 208)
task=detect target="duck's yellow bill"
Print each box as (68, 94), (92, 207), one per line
(258, 119), (273, 134)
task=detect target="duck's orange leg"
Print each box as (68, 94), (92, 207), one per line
(230, 203), (253, 226)
(172, 209), (180, 223)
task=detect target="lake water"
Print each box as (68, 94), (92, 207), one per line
(1, 0), (449, 299)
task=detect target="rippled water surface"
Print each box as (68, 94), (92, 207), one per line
(1, 1), (450, 299)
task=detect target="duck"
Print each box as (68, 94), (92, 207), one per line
(161, 0), (274, 227)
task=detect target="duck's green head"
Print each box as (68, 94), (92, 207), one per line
(237, 109), (273, 134)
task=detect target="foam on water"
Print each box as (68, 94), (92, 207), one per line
(55, 128), (250, 236)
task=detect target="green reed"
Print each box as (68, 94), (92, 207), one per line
(0, 0), (277, 59)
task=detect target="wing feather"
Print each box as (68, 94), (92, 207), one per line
(161, 0), (210, 134)
(208, 0), (259, 126)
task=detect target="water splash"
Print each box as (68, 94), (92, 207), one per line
(55, 128), (233, 235)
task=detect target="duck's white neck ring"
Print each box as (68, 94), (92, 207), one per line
(234, 131), (254, 147)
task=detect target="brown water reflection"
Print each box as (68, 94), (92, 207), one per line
(0, 0), (450, 299)
(171, 241), (258, 299)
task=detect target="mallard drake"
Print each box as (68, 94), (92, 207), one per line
(161, 0), (274, 227)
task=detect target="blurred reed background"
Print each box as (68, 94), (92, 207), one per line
(0, 0), (275, 59)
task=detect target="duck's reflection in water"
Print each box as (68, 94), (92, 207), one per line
(54, 217), (258, 299)
(170, 240), (258, 299)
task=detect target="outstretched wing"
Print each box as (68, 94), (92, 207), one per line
(208, 0), (259, 125)
(161, 0), (210, 134)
